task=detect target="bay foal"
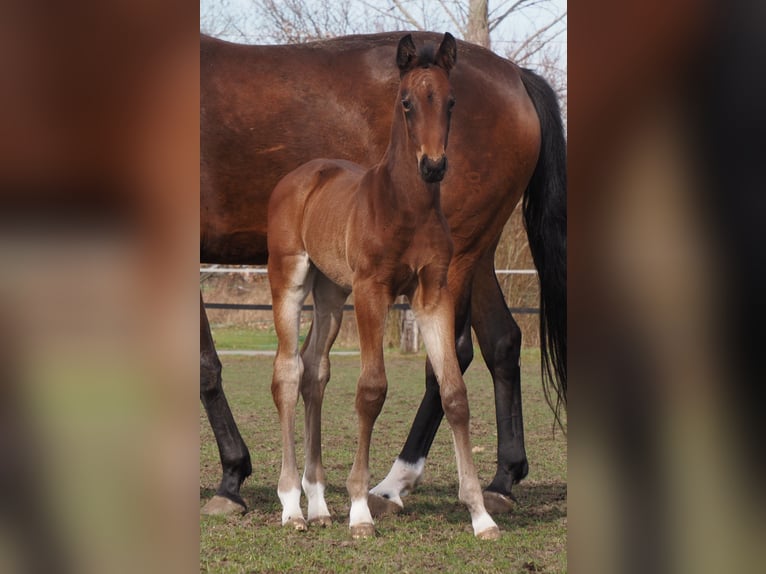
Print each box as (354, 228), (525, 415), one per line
(267, 33), (500, 539)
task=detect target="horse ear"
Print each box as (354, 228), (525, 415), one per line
(435, 32), (457, 74)
(397, 34), (417, 75)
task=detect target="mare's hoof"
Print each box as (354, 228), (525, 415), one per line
(476, 526), (502, 540)
(483, 490), (514, 514)
(350, 523), (376, 539)
(201, 495), (246, 516)
(367, 493), (403, 518)
(308, 515), (332, 528)
(285, 517), (308, 532)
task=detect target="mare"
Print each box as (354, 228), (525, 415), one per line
(266, 33), (498, 539)
(200, 31), (566, 517)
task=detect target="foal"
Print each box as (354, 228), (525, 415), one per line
(267, 32), (499, 540)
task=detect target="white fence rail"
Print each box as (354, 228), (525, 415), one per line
(200, 266), (537, 275)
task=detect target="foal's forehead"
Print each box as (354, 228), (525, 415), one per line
(401, 67), (451, 97)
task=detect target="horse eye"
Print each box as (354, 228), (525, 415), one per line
(402, 99), (412, 112)
(448, 98), (456, 110)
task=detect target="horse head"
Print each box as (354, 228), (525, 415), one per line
(396, 33), (457, 184)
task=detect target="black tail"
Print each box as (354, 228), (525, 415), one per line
(519, 68), (567, 427)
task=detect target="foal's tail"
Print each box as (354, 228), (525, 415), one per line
(519, 68), (567, 427)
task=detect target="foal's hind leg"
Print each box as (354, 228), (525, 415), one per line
(269, 252), (314, 530)
(412, 268), (500, 539)
(300, 274), (349, 527)
(346, 281), (393, 538)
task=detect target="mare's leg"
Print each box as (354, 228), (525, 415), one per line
(411, 266), (500, 539)
(346, 281), (393, 538)
(200, 293), (252, 515)
(471, 253), (528, 513)
(370, 269), (474, 512)
(269, 252), (314, 530)
(300, 274), (349, 527)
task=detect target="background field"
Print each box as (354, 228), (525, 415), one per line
(200, 331), (567, 573)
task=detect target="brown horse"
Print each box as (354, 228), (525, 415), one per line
(200, 31), (566, 517)
(266, 33), (498, 539)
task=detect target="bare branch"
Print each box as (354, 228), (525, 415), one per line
(488, 0), (537, 32)
(436, 0), (466, 33)
(508, 12), (566, 63)
(391, 0), (425, 31)
(356, 0), (422, 29)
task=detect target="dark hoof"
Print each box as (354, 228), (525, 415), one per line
(367, 493), (403, 518)
(482, 490), (514, 514)
(201, 495), (246, 516)
(308, 515), (332, 528)
(350, 523), (376, 539)
(476, 525), (501, 540)
(284, 517), (308, 531)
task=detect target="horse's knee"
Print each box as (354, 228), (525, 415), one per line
(355, 370), (387, 418)
(272, 354), (303, 405)
(200, 350), (223, 400)
(440, 383), (470, 428)
(487, 320), (521, 373)
(301, 358), (330, 400)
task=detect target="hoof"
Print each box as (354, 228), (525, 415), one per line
(201, 495), (246, 516)
(483, 490), (514, 514)
(476, 526), (501, 540)
(308, 515), (332, 528)
(350, 523), (376, 539)
(284, 517), (308, 532)
(367, 493), (403, 518)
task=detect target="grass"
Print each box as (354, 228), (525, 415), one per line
(210, 325), (286, 351)
(200, 330), (567, 573)
(210, 324), (358, 353)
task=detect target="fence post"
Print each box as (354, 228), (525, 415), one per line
(400, 309), (419, 353)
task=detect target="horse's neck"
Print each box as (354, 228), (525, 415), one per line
(375, 140), (441, 217)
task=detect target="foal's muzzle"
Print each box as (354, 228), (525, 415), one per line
(419, 155), (447, 183)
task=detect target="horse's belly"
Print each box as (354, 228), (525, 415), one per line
(309, 253), (353, 291)
(300, 163), (360, 289)
(302, 208), (353, 290)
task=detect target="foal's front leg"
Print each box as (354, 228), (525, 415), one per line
(346, 281), (393, 538)
(412, 268), (500, 539)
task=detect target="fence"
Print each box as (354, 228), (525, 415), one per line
(201, 266), (539, 352)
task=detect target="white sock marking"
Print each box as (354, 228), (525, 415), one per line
(369, 457), (425, 507)
(471, 511), (498, 536)
(277, 487), (303, 525)
(302, 478), (330, 521)
(349, 498), (373, 527)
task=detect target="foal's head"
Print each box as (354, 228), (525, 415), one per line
(395, 33), (457, 184)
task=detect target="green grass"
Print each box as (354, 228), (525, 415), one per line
(200, 348), (566, 573)
(210, 324), (357, 352)
(210, 326), (286, 351)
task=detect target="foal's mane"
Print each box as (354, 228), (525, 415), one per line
(414, 44), (438, 68)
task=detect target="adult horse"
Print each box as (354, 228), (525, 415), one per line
(200, 31), (566, 516)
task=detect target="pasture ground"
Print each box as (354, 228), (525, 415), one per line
(200, 332), (566, 573)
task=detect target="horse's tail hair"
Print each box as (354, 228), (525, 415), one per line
(519, 68), (567, 429)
